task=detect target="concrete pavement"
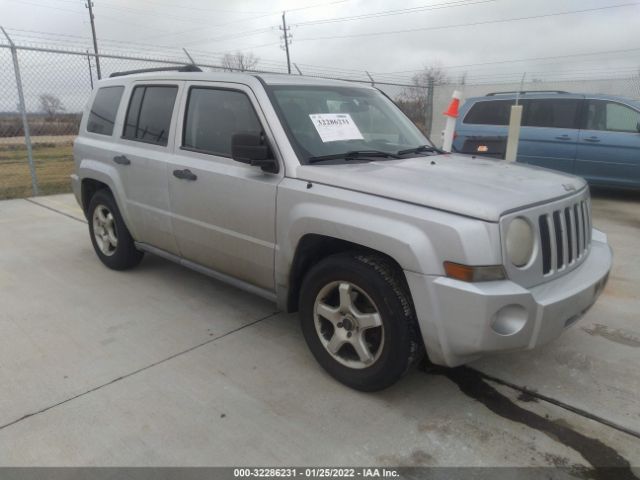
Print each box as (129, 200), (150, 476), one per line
(0, 193), (638, 472)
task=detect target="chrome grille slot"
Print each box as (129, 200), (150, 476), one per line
(565, 207), (574, 264)
(539, 215), (552, 274)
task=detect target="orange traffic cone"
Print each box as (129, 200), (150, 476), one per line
(443, 97), (460, 118)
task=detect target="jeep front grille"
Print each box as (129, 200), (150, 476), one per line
(538, 198), (591, 275)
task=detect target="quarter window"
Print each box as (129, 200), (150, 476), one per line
(87, 86), (124, 135)
(521, 99), (580, 129)
(123, 85), (178, 146)
(464, 100), (513, 125)
(586, 100), (640, 132)
(183, 88), (261, 157)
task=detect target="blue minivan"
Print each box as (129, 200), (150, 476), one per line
(453, 91), (640, 189)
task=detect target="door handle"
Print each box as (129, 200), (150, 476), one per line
(555, 135), (570, 140)
(583, 136), (601, 143)
(173, 169), (197, 181)
(113, 155), (130, 165)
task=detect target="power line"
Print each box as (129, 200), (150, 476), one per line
(137, 0), (348, 44)
(294, 0), (497, 27)
(295, 3), (640, 42)
(383, 47), (640, 74)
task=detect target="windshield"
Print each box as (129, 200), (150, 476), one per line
(266, 85), (432, 164)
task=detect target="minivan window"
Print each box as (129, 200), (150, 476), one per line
(464, 100), (513, 125)
(521, 99), (580, 129)
(87, 86), (124, 136)
(586, 100), (640, 132)
(183, 88), (261, 157)
(123, 85), (178, 146)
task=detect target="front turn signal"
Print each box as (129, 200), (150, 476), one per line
(443, 262), (506, 282)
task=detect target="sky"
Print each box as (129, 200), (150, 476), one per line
(0, 0), (639, 86)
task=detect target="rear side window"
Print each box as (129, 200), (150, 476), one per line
(123, 85), (178, 146)
(521, 99), (580, 129)
(87, 86), (124, 135)
(463, 100), (513, 125)
(586, 100), (640, 132)
(182, 88), (261, 157)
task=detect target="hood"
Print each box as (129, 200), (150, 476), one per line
(295, 154), (587, 222)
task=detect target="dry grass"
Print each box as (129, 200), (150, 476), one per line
(0, 141), (74, 200)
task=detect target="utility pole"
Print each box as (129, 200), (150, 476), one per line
(424, 75), (435, 137)
(86, 49), (94, 89)
(85, 0), (101, 79)
(280, 11), (291, 74)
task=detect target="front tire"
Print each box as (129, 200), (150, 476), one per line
(88, 189), (143, 270)
(299, 252), (423, 391)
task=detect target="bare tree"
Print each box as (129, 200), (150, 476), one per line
(221, 51), (259, 72)
(410, 62), (450, 87)
(39, 94), (65, 119)
(396, 63), (449, 133)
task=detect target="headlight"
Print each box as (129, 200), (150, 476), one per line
(506, 217), (534, 267)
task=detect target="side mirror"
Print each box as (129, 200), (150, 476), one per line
(636, 121), (640, 133)
(231, 133), (278, 173)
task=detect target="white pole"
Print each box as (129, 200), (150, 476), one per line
(442, 90), (462, 153)
(504, 105), (523, 162)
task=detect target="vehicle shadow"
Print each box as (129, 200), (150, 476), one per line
(590, 186), (640, 203)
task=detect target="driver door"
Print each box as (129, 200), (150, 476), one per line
(167, 82), (282, 291)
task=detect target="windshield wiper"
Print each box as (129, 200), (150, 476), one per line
(308, 150), (400, 164)
(397, 145), (443, 156)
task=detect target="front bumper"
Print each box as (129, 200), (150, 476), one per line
(405, 229), (612, 367)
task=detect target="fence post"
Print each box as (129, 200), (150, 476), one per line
(424, 75), (435, 138)
(1, 27), (39, 196)
(365, 71), (375, 87)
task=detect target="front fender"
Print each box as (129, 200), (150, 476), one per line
(275, 179), (501, 295)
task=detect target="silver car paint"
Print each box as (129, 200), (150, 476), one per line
(73, 71), (612, 367)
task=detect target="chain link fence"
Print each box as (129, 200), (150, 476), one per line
(0, 42), (427, 200)
(2, 40), (639, 200)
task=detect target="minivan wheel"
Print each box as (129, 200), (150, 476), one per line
(88, 190), (143, 270)
(299, 252), (423, 391)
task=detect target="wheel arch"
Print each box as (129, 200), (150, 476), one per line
(284, 233), (410, 313)
(78, 160), (136, 236)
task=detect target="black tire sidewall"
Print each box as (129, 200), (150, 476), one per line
(88, 190), (141, 270)
(300, 253), (416, 391)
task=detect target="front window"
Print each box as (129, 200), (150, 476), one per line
(586, 100), (640, 133)
(267, 85), (431, 164)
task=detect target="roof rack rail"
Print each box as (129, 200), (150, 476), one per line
(486, 90), (569, 96)
(109, 64), (202, 78)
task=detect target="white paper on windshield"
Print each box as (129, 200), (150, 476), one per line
(309, 113), (364, 143)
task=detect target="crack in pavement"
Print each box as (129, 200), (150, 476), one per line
(471, 368), (640, 441)
(431, 366), (639, 480)
(24, 198), (87, 224)
(0, 312), (279, 432)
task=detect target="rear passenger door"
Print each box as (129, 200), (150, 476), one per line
(167, 83), (281, 291)
(575, 99), (640, 188)
(517, 98), (582, 174)
(115, 81), (183, 255)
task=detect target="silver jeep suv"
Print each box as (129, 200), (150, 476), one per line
(72, 67), (612, 391)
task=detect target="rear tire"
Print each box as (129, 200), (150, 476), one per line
(88, 189), (143, 270)
(299, 252), (423, 391)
